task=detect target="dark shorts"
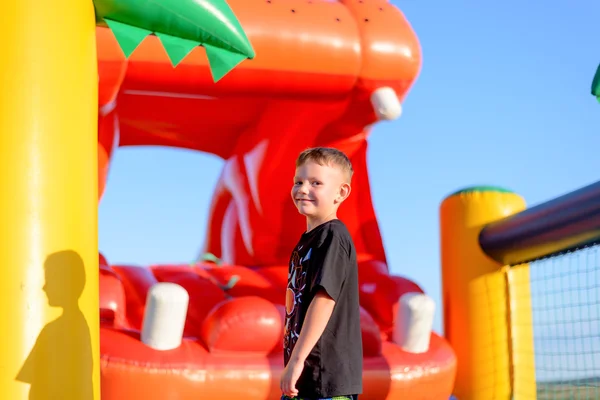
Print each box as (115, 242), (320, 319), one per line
(281, 396), (358, 400)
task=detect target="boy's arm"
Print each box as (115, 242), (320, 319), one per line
(290, 233), (349, 364)
(281, 290), (335, 396)
(288, 289), (335, 364)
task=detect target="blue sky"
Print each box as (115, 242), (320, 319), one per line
(99, 0), (599, 376)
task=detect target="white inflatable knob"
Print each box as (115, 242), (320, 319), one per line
(141, 282), (189, 350)
(370, 87), (402, 121)
(393, 292), (435, 353)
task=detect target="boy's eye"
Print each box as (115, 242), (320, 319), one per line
(293, 180), (321, 185)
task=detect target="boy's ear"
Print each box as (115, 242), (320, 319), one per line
(337, 183), (351, 203)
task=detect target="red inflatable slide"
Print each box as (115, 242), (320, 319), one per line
(97, 1), (457, 398)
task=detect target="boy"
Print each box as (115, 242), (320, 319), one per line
(280, 147), (363, 400)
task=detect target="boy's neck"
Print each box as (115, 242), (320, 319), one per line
(306, 213), (338, 233)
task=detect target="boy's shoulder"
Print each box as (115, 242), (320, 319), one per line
(314, 219), (355, 254)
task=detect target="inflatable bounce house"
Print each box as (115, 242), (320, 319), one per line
(97, 1), (457, 399)
(2, 1), (458, 399)
(6, 1), (597, 399)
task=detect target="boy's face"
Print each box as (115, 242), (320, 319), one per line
(291, 160), (350, 220)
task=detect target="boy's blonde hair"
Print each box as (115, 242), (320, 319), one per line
(296, 147), (354, 182)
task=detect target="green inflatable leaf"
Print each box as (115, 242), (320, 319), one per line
(104, 19), (152, 58)
(223, 275), (240, 290)
(94, 0), (255, 81)
(204, 43), (251, 82)
(156, 33), (200, 67)
(592, 63), (600, 103)
(199, 252), (222, 266)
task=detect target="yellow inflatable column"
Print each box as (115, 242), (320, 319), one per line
(440, 187), (526, 399)
(506, 262), (537, 398)
(0, 1), (99, 399)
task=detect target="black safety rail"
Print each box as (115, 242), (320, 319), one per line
(479, 180), (600, 266)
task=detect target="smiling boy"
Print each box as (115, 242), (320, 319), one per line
(280, 147), (363, 400)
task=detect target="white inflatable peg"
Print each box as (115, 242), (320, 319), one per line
(393, 292), (435, 353)
(370, 87), (402, 121)
(141, 282), (189, 351)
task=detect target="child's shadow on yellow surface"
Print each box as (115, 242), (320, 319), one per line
(16, 250), (93, 400)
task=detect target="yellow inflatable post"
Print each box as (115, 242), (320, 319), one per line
(440, 186), (531, 399)
(0, 1), (99, 399)
(506, 262), (537, 398)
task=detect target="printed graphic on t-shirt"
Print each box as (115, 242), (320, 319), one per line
(283, 245), (311, 356)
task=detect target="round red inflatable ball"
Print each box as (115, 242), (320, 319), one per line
(357, 256), (388, 278)
(254, 265), (289, 290)
(150, 264), (199, 282)
(207, 265), (283, 305)
(200, 296), (283, 355)
(111, 265), (158, 331)
(358, 261), (424, 335)
(99, 267), (127, 328)
(359, 307), (382, 356)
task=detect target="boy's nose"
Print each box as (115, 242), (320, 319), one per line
(297, 184), (309, 194)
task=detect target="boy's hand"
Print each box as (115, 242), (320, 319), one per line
(280, 358), (304, 397)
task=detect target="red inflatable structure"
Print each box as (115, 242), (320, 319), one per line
(97, 1), (457, 398)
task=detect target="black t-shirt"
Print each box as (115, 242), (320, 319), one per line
(283, 219), (363, 398)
